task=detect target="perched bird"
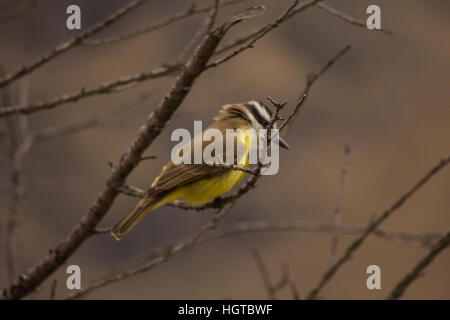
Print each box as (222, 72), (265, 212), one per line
(111, 100), (289, 240)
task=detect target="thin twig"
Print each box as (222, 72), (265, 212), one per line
(290, 282), (300, 300)
(206, 0), (307, 69)
(207, 162), (257, 175)
(0, 65), (179, 118)
(306, 155), (450, 300)
(386, 229), (450, 300)
(329, 143), (351, 266)
(316, 3), (393, 36)
(200, 220), (442, 247)
(82, 0), (245, 46)
(211, 0), (322, 64)
(0, 0), (149, 89)
(280, 45), (352, 133)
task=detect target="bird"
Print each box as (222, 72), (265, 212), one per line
(111, 100), (289, 240)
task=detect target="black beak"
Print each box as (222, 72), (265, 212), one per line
(279, 137), (290, 150)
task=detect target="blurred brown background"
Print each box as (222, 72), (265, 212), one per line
(0, 0), (449, 299)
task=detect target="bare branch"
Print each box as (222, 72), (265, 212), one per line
(316, 3), (393, 36)
(0, 0), (150, 89)
(386, 229), (450, 300)
(49, 279), (57, 300)
(207, 162), (257, 175)
(207, 0), (307, 69)
(200, 220), (442, 247)
(0, 65), (179, 118)
(176, 0), (221, 64)
(251, 249), (276, 299)
(329, 143), (351, 266)
(306, 155), (450, 300)
(251, 249), (289, 299)
(67, 202), (235, 299)
(290, 281), (300, 300)
(280, 45), (352, 133)
(1, 64), (30, 284)
(82, 0), (245, 46)
(210, 0), (338, 70)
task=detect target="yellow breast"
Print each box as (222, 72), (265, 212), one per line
(164, 128), (253, 206)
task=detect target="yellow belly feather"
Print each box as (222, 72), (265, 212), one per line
(152, 130), (251, 209)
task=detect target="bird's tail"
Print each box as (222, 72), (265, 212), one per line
(111, 195), (159, 241)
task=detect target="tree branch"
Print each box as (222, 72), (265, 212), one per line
(82, 0), (245, 46)
(280, 45), (352, 133)
(200, 220), (442, 247)
(386, 229), (450, 300)
(0, 65), (179, 118)
(306, 155), (450, 299)
(176, 0), (221, 64)
(213, 0), (321, 57)
(251, 249), (289, 300)
(207, 0), (315, 69)
(0, 0), (150, 89)
(67, 202), (235, 300)
(83, 218), (442, 299)
(0, 65), (30, 284)
(316, 3), (393, 36)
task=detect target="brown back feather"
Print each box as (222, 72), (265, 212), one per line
(149, 110), (249, 194)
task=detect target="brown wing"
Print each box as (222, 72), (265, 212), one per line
(149, 118), (247, 192)
(150, 162), (225, 191)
